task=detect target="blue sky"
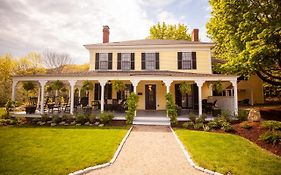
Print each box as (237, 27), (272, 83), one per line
(0, 0), (211, 64)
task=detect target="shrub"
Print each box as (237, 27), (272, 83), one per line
(62, 114), (74, 123)
(182, 122), (194, 129)
(1, 113), (10, 119)
(86, 114), (96, 124)
(261, 120), (281, 131)
(41, 114), (50, 122)
(196, 114), (206, 124)
(188, 112), (197, 123)
(125, 93), (139, 124)
(0, 119), (16, 126)
(207, 120), (220, 130)
(221, 121), (234, 132)
(219, 110), (231, 121)
(51, 114), (61, 124)
(99, 112), (114, 124)
(16, 117), (27, 125)
(165, 93), (178, 125)
(240, 122), (252, 129)
(236, 110), (248, 121)
(259, 131), (281, 145)
(75, 113), (86, 124)
(203, 124), (210, 131)
(194, 123), (204, 130)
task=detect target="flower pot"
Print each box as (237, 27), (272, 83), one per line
(25, 106), (36, 114)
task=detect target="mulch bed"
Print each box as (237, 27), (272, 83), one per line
(232, 122), (281, 156)
(260, 107), (281, 121)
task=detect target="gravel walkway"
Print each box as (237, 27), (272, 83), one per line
(87, 125), (205, 175)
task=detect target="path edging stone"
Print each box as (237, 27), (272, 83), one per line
(69, 126), (133, 175)
(170, 127), (223, 175)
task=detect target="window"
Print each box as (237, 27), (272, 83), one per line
(182, 52), (192, 69)
(177, 52), (197, 70)
(99, 53), (108, 70)
(141, 53), (159, 70)
(95, 53), (112, 70)
(117, 53), (135, 70)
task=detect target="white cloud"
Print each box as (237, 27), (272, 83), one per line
(156, 10), (186, 24)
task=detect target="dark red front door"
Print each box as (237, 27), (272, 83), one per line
(145, 84), (156, 110)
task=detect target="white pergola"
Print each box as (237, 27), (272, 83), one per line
(11, 71), (238, 116)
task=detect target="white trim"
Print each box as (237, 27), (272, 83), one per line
(69, 126), (133, 175)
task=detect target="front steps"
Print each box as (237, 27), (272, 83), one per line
(133, 117), (170, 126)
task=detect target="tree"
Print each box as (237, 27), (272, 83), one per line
(207, 0), (281, 85)
(16, 52), (46, 75)
(148, 22), (191, 40)
(43, 50), (72, 74)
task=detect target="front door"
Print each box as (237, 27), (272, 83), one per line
(145, 84), (156, 110)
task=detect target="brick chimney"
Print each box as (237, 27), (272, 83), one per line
(191, 29), (199, 42)
(103, 25), (110, 43)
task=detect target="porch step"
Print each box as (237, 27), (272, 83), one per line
(133, 117), (170, 126)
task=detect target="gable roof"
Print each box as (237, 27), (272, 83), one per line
(84, 39), (215, 49)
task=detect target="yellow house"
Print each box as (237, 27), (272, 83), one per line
(12, 26), (252, 124)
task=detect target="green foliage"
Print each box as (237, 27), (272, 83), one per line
(213, 81), (223, 94)
(165, 93), (178, 125)
(261, 120), (281, 131)
(0, 119), (16, 126)
(148, 22), (191, 40)
(62, 114), (74, 123)
(112, 80), (126, 92)
(99, 112), (114, 124)
(241, 123), (252, 130)
(15, 117), (27, 125)
(182, 122), (194, 129)
(188, 112), (197, 123)
(179, 82), (192, 95)
(196, 114), (206, 124)
(125, 93), (139, 124)
(86, 114), (96, 124)
(207, 0), (281, 85)
(207, 120), (220, 130)
(41, 114), (50, 122)
(194, 123), (204, 130)
(221, 121), (234, 132)
(75, 113), (87, 124)
(51, 80), (64, 91)
(82, 80), (94, 91)
(5, 100), (15, 116)
(236, 110), (249, 121)
(259, 131), (281, 145)
(203, 125), (210, 132)
(51, 114), (61, 124)
(23, 81), (36, 92)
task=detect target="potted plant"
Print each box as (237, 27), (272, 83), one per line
(23, 81), (37, 114)
(112, 80), (126, 99)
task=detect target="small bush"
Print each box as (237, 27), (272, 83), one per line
(196, 114), (206, 123)
(52, 114), (61, 124)
(165, 93), (178, 125)
(241, 123), (252, 129)
(259, 131), (281, 145)
(62, 114), (74, 123)
(86, 114), (96, 124)
(126, 93), (139, 124)
(76, 113), (86, 124)
(99, 112), (114, 124)
(203, 124), (210, 131)
(182, 122), (194, 129)
(236, 110), (248, 121)
(207, 120), (220, 130)
(188, 112), (197, 123)
(1, 113), (10, 119)
(194, 123), (204, 130)
(219, 110), (231, 121)
(221, 121), (234, 132)
(0, 119), (16, 126)
(261, 120), (281, 131)
(41, 114), (50, 122)
(16, 117), (27, 125)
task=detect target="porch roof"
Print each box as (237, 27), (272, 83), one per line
(13, 70), (237, 78)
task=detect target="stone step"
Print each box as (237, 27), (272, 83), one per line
(133, 117), (170, 126)
(133, 121), (170, 126)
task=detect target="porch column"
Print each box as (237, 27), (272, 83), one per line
(163, 80), (173, 93)
(131, 80), (140, 93)
(209, 83), (213, 96)
(231, 80), (238, 115)
(69, 80), (77, 115)
(39, 80), (47, 114)
(11, 80), (18, 101)
(99, 80), (107, 112)
(36, 86), (40, 110)
(195, 80), (205, 116)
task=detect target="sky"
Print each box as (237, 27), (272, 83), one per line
(0, 0), (211, 64)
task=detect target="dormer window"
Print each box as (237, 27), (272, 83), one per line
(178, 52), (197, 70)
(117, 53), (135, 70)
(141, 52), (159, 70)
(95, 53), (112, 70)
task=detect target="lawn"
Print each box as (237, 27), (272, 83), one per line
(0, 126), (128, 175)
(176, 129), (281, 175)
(0, 107), (6, 117)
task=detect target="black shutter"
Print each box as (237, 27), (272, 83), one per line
(117, 53), (121, 70)
(192, 52), (197, 69)
(106, 84), (112, 99)
(156, 52), (159, 69)
(131, 53), (135, 70)
(94, 83), (101, 100)
(108, 53), (112, 69)
(95, 53), (99, 70)
(193, 84), (198, 110)
(177, 52), (182, 69)
(141, 53), (145, 70)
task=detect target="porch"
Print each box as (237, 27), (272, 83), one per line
(11, 71), (238, 122)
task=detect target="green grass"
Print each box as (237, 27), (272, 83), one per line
(0, 126), (128, 175)
(176, 129), (281, 175)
